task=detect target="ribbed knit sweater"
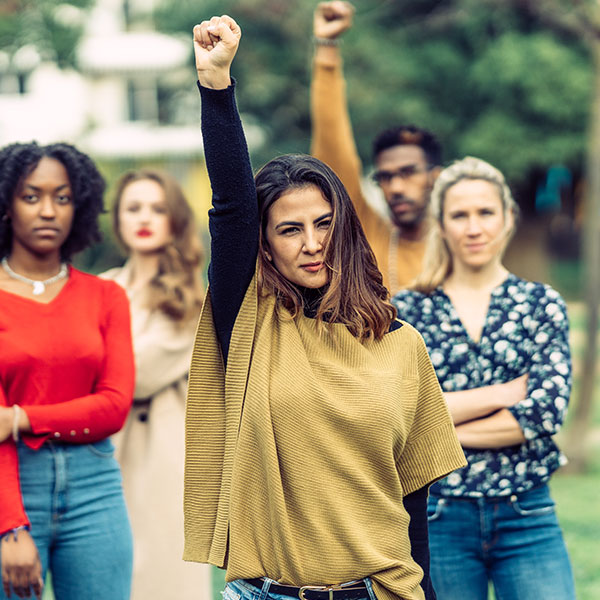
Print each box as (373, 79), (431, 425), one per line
(184, 83), (466, 600)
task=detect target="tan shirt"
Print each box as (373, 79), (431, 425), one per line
(102, 262), (210, 600)
(310, 53), (426, 293)
(102, 263), (195, 400)
(184, 273), (466, 600)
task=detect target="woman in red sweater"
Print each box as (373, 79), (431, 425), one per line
(0, 142), (135, 600)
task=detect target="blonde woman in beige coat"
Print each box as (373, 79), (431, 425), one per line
(102, 169), (210, 600)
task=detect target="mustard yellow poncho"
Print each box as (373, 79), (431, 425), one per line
(184, 274), (466, 600)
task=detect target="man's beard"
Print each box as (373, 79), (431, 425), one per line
(388, 196), (426, 228)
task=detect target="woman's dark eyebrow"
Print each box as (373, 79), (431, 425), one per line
(314, 212), (333, 224)
(23, 184), (71, 192)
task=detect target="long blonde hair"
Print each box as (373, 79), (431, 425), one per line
(412, 156), (519, 294)
(113, 169), (204, 322)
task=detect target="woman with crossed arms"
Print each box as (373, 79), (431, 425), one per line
(393, 157), (576, 600)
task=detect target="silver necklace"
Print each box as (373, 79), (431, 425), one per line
(2, 257), (68, 295)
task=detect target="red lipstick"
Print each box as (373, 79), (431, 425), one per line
(136, 229), (152, 237)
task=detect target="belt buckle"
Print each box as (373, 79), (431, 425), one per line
(298, 585), (335, 600)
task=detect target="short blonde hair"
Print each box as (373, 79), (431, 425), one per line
(412, 157), (519, 294)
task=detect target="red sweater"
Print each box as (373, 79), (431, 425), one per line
(0, 267), (134, 534)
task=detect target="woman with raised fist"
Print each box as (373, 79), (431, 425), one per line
(184, 15), (466, 600)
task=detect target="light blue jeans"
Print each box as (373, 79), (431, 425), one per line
(223, 577), (378, 600)
(427, 484), (575, 600)
(0, 439), (132, 600)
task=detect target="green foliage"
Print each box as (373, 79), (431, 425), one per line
(0, 0), (94, 67)
(155, 0), (315, 165)
(154, 0), (592, 182)
(461, 31), (590, 178)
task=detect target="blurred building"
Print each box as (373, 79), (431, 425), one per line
(0, 0), (210, 237)
(77, 0), (203, 161)
(0, 0), (200, 152)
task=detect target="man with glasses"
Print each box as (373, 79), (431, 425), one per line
(311, 1), (442, 292)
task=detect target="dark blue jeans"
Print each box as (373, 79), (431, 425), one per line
(0, 439), (133, 600)
(427, 484), (575, 600)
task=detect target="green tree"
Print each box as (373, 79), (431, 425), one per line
(155, 0), (591, 182)
(501, 0), (600, 472)
(0, 0), (93, 68)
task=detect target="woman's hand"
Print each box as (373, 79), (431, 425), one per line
(496, 373), (528, 408)
(455, 409), (526, 449)
(314, 1), (354, 39)
(193, 15), (241, 90)
(1, 530), (43, 599)
(444, 374), (529, 425)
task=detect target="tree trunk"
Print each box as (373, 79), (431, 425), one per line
(565, 37), (600, 472)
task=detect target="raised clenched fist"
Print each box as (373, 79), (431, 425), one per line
(314, 1), (354, 40)
(193, 15), (241, 90)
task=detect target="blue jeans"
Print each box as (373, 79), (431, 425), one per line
(0, 439), (133, 600)
(427, 484), (575, 600)
(223, 578), (378, 600)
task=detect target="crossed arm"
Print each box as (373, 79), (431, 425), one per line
(445, 375), (528, 448)
(445, 296), (571, 451)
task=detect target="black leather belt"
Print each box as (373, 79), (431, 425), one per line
(245, 578), (368, 600)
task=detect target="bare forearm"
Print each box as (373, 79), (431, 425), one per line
(314, 43), (340, 65)
(445, 386), (507, 425)
(445, 374), (528, 425)
(455, 409), (526, 449)
(17, 406), (32, 435)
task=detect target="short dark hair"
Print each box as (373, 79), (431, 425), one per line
(0, 141), (105, 261)
(372, 125), (443, 167)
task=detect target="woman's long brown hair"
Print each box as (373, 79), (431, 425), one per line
(112, 169), (204, 322)
(255, 154), (396, 341)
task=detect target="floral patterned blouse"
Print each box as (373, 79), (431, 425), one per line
(392, 274), (571, 498)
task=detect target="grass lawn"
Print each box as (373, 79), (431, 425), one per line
(549, 301), (600, 599)
(551, 455), (600, 600)
(211, 567), (226, 600)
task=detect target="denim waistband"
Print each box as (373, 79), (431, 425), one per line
(431, 483), (550, 502)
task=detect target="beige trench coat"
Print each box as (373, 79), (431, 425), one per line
(102, 263), (210, 600)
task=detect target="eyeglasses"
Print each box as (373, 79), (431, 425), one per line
(371, 164), (429, 185)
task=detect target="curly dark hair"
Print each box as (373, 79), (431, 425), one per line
(0, 141), (105, 261)
(372, 125), (443, 167)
